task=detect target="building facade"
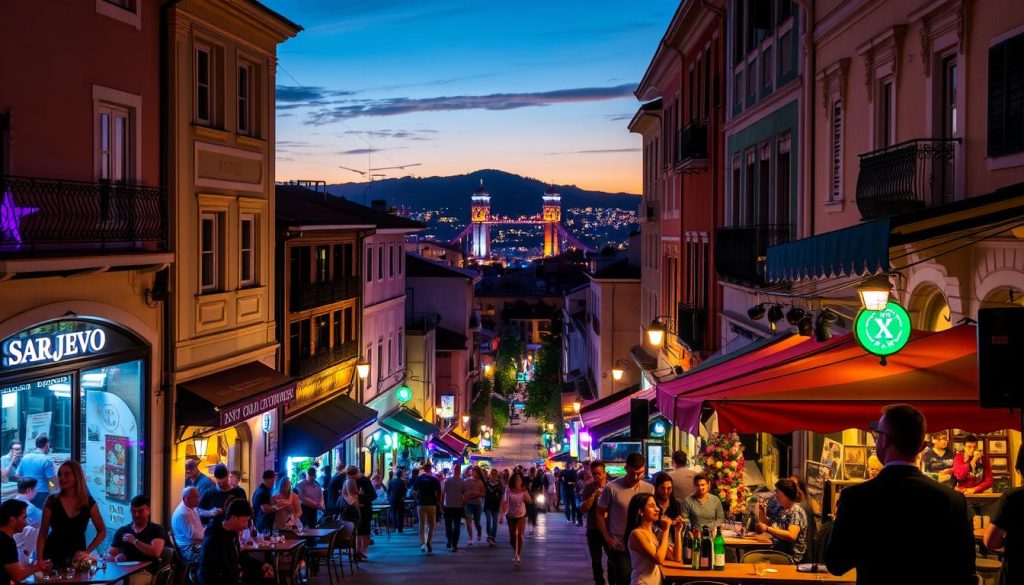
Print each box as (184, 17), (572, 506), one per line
(586, 260), (642, 398)
(164, 0), (299, 509)
(0, 0), (171, 527)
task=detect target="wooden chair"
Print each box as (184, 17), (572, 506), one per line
(741, 549), (796, 565)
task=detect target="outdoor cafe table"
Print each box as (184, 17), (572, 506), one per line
(241, 538), (305, 585)
(293, 527), (338, 539)
(21, 561), (150, 585)
(662, 561), (856, 583)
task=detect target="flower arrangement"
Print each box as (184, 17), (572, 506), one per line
(701, 431), (749, 513)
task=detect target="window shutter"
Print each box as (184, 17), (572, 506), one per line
(989, 33), (1024, 157)
(832, 102), (842, 201)
(989, 41), (1007, 156)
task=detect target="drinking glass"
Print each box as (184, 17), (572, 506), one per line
(754, 561), (771, 577)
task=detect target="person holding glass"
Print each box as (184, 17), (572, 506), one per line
(755, 478), (809, 562)
(953, 434), (993, 494)
(36, 460), (107, 569)
(272, 476), (301, 530)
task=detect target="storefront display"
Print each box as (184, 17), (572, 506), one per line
(0, 319), (147, 541)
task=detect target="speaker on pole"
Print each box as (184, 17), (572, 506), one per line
(630, 398), (650, 440)
(979, 307), (1024, 408)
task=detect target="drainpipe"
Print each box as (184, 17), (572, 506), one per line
(792, 0), (815, 241)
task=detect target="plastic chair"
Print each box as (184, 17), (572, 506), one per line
(741, 549), (796, 565)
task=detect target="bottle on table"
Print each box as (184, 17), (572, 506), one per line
(683, 528), (694, 565)
(713, 526), (726, 571)
(690, 528), (701, 570)
(699, 526), (712, 570)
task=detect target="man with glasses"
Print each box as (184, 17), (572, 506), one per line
(825, 404), (976, 584)
(596, 452), (653, 585)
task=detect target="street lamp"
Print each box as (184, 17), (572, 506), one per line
(645, 316), (674, 347)
(611, 359), (630, 383)
(858, 275), (893, 311)
(435, 406), (442, 418)
(356, 359), (371, 379)
(462, 414), (470, 427)
(572, 399), (581, 414)
(483, 363), (492, 374)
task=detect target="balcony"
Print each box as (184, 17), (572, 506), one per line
(0, 176), (165, 256)
(676, 303), (706, 351)
(292, 341), (359, 377)
(855, 138), (959, 220)
(290, 276), (359, 312)
(714, 224), (793, 288)
(674, 120), (709, 171)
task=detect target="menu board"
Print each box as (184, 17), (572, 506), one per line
(104, 435), (128, 502)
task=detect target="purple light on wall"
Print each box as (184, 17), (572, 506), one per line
(579, 431), (592, 447)
(1, 189), (39, 245)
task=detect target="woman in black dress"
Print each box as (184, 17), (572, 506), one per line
(36, 460), (107, 569)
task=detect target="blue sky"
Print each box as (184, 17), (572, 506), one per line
(264, 1), (677, 194)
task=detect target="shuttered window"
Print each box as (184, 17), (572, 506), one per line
(831, 101), (843, 201)
(988, 32), (1024, 157)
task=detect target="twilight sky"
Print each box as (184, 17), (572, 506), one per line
(264, 1), (677, 194)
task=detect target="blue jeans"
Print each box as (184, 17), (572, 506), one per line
(465, 502), (482, 534)
(484, 508), (499, 540)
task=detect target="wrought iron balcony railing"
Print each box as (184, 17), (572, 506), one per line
(714, 224), (793, 288)
(675, 120), (709, 165)
(292, 340), (359, 377)
(0, 176), (165, 255)
(855, 138), (959, 220)
(290, 276), (360, 312)
(676, 303), (707, 351)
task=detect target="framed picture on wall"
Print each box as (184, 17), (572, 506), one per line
(988, 439), (1008, 455)
(804, 461), (829, 516)
(843, 446), (868, 480)
(820, 438), (843, 479)
(991, 457), (1009, 474)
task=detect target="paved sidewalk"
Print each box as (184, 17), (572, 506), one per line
(332, 512), (596, 585)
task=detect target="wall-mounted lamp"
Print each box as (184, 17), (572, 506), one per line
(356, 359), (371, 379)
(858, 275), (893, 311)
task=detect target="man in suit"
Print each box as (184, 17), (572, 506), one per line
(824, 404), (976, 584)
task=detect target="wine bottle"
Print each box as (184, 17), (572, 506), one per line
(683, 528), (693, 565)
(713, 526), (726, 570)
(700, 526), (711, 570)
(690, 529), (701, 570)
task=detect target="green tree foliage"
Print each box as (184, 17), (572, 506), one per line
(471, 368), (510, 445)
(524, 312), (564, 428)
(494, 331), (524, 397)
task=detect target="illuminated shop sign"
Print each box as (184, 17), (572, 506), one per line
(854, 301), (912, 357)
(1, 321), (137, 372)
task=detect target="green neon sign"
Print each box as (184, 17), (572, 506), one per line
(854, 301), (912, 356)
(396, 385), (413, 404)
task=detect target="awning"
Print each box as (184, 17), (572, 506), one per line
(590, 406), (661, 442)
(447, 431), (478, 450)
(378, 409), (439, 442)
(177, 362), (297, 429)
(549, 451), (576, 463)
(766, 183), (1024, 282)
(658, 325), (1019, 435)
(434, 433), (468, 457)
(282, 394), (377, 456)
(579, 383), (648, 431)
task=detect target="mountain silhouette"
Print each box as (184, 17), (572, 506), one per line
(326, 169), (640, 216)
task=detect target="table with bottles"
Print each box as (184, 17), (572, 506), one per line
(662, 561), (856, 583)
(20, 561), (150, 585)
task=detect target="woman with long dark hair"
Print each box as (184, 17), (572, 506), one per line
(651, 472), (682, 521)
(755, 478), (809, 562)
(624, 493), (682, 585)
(499, 472), (531, 565)
(36, 460), (107, 569)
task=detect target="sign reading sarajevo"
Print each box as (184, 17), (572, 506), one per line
(854, 301), (912, 356)
(1, 320), (137, 371)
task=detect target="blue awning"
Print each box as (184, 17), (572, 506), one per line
(379, 409), (440, 442)
(765, 218), (891, 282)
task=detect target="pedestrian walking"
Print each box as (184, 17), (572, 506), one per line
(411, 462), (442, 554)
(463, 466), (486, 545)
(442, 463), (467, 552)
(560, 461), (579, 524)
(580, 460), (609, 585)
(387, 468), (408, 533)
(597, 452), (653, 585)
(525, 468), (542, 535)
(499, 473), (531, 565)
(483, 468), (503, 546)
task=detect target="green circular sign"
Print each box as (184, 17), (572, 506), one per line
(396, 384), (413, 404)
(854, 301), (912, 356)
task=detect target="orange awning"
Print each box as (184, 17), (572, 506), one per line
(657, 325), (1018, 434)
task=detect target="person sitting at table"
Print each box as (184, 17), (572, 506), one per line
(755, 478), (809, 562)
(681, 474), (723, 531)
(651, 472), (682, 522)
(36, 460), (106, 570)
(171, 487), (205, 563)
(0, 499), (49, 584)
(953, 434), (993, 494)
(624, 493), (683, 585)
(199, 464), (247, 524)
(984, 446), (1024, 585)
(920, 432), (955, 480)
(107, 495), (166, 585)
(198, 499), (274, 585)
(271, 476), (301, 530)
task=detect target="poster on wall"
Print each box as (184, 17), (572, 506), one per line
(105, 435), (128, 502)
(25, 412), (52, 444)
(843, 446), (868, 480)
(84, 390), (138, 536)
(440, 395), (455, 419)
(804, 461), (829, 516)
(820, 438), (843, 479)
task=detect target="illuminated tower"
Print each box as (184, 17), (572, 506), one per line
(470, 180), (490, 258)
(542, 185), (561, 257)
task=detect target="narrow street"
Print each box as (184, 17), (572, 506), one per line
(333, 417), (596, 584)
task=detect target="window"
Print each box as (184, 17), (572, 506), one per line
(878, 78), (895, 148)
(704, 46), (712, 115)
(731, 156), (742, 225)
(315, 245), (329, 283)
(366, 345), (373, 389)
(744, 151), (756, 224)
(387, 338), (393, 375)
(830, 101), (844, 202)
(237, 62), (253, 136)
(941, 55), (958, 202)
(762, 45), (774, 90)
(97, 104), (130, 182)
(240, 214), (256, 287)
(758, 143), (771, 225)
(376, 343), (384, 381)
(397, 331), (403, 368)
(200, 212), (219, 292)
(398, 249), (403, 275)
(988, 32), (1024, 157)
(775, 135), (791, 227)
(377, 244), (384, 281)
(314, 314), (330, 353)
(389, 244), (395, 278)
(195, 44), (213, 126)
(332, 311), (342, 349)
(344, 306), (355, 342)
(365, 246), (373, 283)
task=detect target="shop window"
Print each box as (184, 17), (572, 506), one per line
(239, 214), (256, 287)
